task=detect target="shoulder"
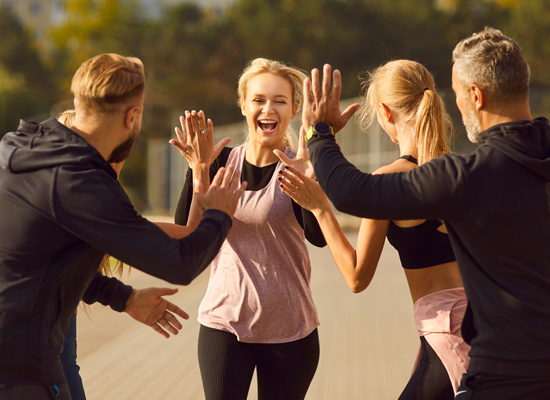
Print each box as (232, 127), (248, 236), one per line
(372, 159), (417, 175)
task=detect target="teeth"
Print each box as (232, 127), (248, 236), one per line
(258, 120), (277, 131)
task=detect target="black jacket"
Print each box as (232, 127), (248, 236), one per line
(309, 117), (550, 377)
(0, 118), (231, 387)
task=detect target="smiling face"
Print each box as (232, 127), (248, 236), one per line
(241, 73), (297, 150)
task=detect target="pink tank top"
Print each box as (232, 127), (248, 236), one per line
(198, 145), (319, 343)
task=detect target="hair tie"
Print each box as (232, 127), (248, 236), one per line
(423, 87), (429, 92)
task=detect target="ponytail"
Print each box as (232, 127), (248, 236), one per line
(413, 89), (452, 165)
(357, 60), (453, 165)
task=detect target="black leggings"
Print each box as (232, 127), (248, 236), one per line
(198, 325), (320, 400)
(398, 336), (454, 400)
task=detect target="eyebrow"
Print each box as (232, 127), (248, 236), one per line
(251, 94), (290, 99)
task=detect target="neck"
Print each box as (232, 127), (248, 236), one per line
(396, 124), (418, 159)
(71, 115), (121, 161)
(480, 103), (532, 131)
(245, 140), (284, 167)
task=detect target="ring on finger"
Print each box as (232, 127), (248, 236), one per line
(199, 129), (207, 134)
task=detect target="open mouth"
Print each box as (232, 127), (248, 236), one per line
(258, 119), (278, 132)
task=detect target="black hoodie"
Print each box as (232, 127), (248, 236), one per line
(0, 118), (231, 387)
(309, 117), (550, 377)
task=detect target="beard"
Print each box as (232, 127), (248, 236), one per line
(461, 96), (482, 143)
(108, 125), (139, 164)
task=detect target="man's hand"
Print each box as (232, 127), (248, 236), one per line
(169, 110), (231, 169)
(194, 163), (247, 218)
(125, 287), (189, 338)
(302, 64), (360, 134)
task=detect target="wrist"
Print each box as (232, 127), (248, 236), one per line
(125, 289), (136, 312)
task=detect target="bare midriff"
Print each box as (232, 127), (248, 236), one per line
(405, 261), (463, 304)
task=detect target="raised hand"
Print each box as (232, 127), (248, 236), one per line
(277, 165), (330, 214)
(302, 64), (360, 134)
(169, 110), (231, 169)
(194, 163), (247, 219)
(124, 287), (190, 338)
(273, 126), (315, 180)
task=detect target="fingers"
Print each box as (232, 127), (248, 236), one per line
(273, 149), (292, 166)
(311, 68), (321, 104)
(151, 324), (170, 339)
(184, 111), (195, 141)
(198, 110), (207, 134)
(213, 137), (231, 160)
(278, 167), (304, 187)
(331, 68), (341, 100)
(303, 78), (313, 108)
(165, 301), (190, 320)
(322, 64), (332, 99)
(221, 163), (235, 189)
(340, 103), (361, 128)
(210, 166), (226, 188)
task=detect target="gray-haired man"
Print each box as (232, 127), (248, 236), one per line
(305, 28), (550, 399)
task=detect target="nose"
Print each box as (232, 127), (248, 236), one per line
(262, 101), (274, 115)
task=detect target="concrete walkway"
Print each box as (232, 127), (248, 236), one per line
(77, 229), (418, 400)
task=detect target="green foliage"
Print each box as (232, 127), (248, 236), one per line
(0, 8), (56, 136)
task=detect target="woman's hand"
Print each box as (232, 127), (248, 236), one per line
(277, 165), (330, 214)
(169, 110), (231, 169)
(273, 126), (315, 180)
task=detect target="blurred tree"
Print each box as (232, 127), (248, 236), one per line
(49, 0), (147, 93)
(504, 0), (550, 87)
(0, 7), (56, 136)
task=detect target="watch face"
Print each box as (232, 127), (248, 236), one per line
(314, 122), (332, 135)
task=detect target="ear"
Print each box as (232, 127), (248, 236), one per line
(73, 98), (79, 110)
(379, 103), (393, 124)
(290, 102), (298, 119)
(124, 106), (140, 129)
(470, 85), (485, 111)
(241, 100), (246, 116)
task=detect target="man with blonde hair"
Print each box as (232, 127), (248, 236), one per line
(0, 53), (245, 399)
(304, 27), (550, 399)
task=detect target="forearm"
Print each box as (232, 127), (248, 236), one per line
(186, 165), (210, 230)
(154, 222), (193, 238)
(313, 206), (361, 291)
(308, 136), (461, 221)
(82, 272), (133, 312)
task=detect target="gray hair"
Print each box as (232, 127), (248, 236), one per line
(452, 27), (530, 105)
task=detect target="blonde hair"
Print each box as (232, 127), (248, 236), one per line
(237, 58), (307, 150)
(57, 108), (124, 278)
(71, 53), (145, 112)
(357, 60), (452, 165)
(452, 27), (530, 106)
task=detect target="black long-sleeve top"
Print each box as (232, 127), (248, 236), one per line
(175, 147), (326, 247)
(308, 118), (550, 377)
(0, 118), (232, 388)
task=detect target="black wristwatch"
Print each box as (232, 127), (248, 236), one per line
(305, 122), (334, 142)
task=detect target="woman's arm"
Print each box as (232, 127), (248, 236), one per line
(278, 166), (386, 293)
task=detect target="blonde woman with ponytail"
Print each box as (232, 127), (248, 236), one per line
(172, 58), (326, 400)
(277, 60), (469, 399)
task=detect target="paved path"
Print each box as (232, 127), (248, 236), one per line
(77, 229), (418, 399)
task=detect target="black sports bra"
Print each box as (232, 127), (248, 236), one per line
(385, 155), (456, 270)
(386, 219), (456, 270)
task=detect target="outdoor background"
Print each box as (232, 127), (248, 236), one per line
(1, 1), (549, 399)
(1, 0), (550, 214)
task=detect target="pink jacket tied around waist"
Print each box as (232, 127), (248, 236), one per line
(412, 287), (470, 393)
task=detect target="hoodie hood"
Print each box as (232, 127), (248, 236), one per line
(0, 118), (115, 177)
(479, 117), (550, 180)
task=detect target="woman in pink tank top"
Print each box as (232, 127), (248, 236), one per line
(171, 58), (326, 400)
